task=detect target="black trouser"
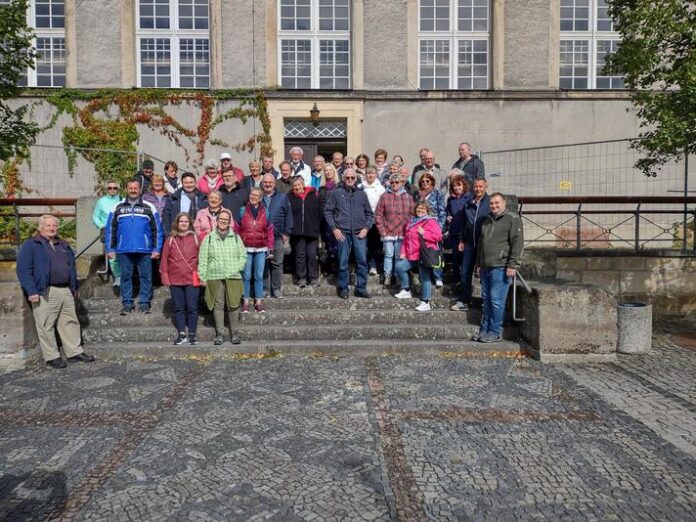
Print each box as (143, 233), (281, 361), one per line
(169, 285), (200, 335)
(292, 235), (319, 282)
(366, 224), (382, 271)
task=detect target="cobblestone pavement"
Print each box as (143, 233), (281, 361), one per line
(1, 340), (695, 521)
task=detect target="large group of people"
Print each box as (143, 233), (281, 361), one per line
(16, 143), (524, 367)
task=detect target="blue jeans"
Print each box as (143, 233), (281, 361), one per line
(458, 245), (478, 303)
(117, 253), (152, 307)
(337, 233), (368, 292)
(480, 267), (512, 336)
(395, 258), (433, 301)
(169, 285), (200, 334)
(382, 239), (402, 277)
(243, 251), (266, 300)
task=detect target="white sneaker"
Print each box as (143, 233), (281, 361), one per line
(435, 280), (444, 288)
(369, 267), (378, 275)
(416, 300), (432, 312)
(394, 289), (412, 299)
(112, 276), (121, 287)
(450, 301), (469, 311)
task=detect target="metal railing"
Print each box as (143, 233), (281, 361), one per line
(517, 196), (696, 253)
(0, 198), (78, 249)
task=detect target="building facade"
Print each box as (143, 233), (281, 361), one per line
(13, 0), (642, 191)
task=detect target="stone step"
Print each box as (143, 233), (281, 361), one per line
(91, 282), (463, 299)
(83, 308), (484, 328)
(89, 339), (528, 359)
(80, 295), (468, 313)
(83, 324), (519, 343)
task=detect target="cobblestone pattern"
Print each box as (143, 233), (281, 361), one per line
(0, 351), (694, 521)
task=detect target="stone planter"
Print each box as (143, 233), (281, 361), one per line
(617, 302), (652, 354)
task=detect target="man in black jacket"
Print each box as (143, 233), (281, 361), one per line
(324, 168), (374, 299)
(162, 172), (207, 233)
(452, 143), (485, 190)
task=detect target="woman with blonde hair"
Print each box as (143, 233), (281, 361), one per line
(143, 174), (170, 216)
(394, 201), (442, 311)
(194, 189), (226, 241)
(242, 160), (264, 190)
(159, 212), (200, 345)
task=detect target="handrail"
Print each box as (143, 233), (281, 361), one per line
(0, 198), (79, 206)
(517, 196), (696, 204)
(511, 272), (531, 323)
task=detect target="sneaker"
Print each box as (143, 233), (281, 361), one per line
(354, 289), (372, 299)
(254, 301), (266, 313)
(139, 305), (151, 314)
(480, 332), (503, 343)
(369, 267), (378, 276)
(297, 279), (307, 288)
(229, 336), (241, 345)
(450, 301), (469, 311)
(416, 300), (432, 312)
(112, 276), (121, 287)
(383, 275), (392, 286)
(119, 305), (133, 316)
(241, 302), (250, 314)
(394, 289), (412, 299)
(338, 288), (349, 300)
(173, 332), (188, 345)
(309, 279), (321, 287)
(272, 290), (283, 299)
(188, 334), (198, 346)
(213, 335), (225, 345)
(471, 331), (482, 342)
(435, 280), (444, 288)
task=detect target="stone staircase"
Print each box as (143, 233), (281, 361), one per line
(78, 273), (527, 359)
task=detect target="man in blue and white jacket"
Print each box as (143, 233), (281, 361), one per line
(105, 179), (164, 315)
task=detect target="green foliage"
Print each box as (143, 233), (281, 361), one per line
(606, 0), (696, 176)
(0, 0), (40, 162)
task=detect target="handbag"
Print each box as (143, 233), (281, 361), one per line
(171, 235), (201, 287)
(419, 234), (443, 269)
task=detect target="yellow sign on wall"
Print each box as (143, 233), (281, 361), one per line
(560, 181), (573, 190)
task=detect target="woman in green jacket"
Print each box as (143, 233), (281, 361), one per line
(197, 208), (247, 345)
(92, 180), (122, 286)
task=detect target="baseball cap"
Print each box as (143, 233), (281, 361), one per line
(220, 152), (232, 161)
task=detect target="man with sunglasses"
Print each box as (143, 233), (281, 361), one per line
(92, 180), (123, 286)
(324, 168), (374, 299)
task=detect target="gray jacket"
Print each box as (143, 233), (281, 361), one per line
(476, 209), (524, 269)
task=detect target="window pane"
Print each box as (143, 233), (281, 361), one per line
(596, 39), (623, 89)
(140, 0), (170, 30)
(596, 0), (614, 31)
(140, 38), (171, 88)
(457, 0), (488, 32)
(34, 0), (65, 29)
(179, 0), (209, 30)
(420, 0), (450, 32)
(559, 39), (589, 89)
(457, 38), (487, 89)
(179, 38), (209, 89)
(560, 0), (589, 32)
(280, 39), (312, 89)
(420, 39), (450, 89)
(318, 39), (350, 89)
(318, 0), (350, 31)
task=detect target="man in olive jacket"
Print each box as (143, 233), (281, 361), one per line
(474, 192), (524, 343)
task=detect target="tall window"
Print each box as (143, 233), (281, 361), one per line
(418, 0), (489, 90)
(136, 0), (210, 88)
(559, 0), (623, 89)
(278, 0), (351, 89)
(18, 0), (66, 87)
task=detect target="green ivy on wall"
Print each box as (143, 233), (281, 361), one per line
(1, 88), (273, 196)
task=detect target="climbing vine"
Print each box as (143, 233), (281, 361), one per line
(0, 88), (273, 196)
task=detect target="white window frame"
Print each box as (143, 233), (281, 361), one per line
(417, 0), (490, 90)
(559, 0), (623, 89)
(135, 0), (210, 88)
(22, 0), (66, 87)
(277, 0), (351, 90)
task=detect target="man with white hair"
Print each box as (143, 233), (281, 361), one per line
(288, 146), (312, 185)
(17, 215), (95, 368)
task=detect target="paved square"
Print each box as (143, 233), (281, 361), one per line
(1, 338), (695, 521)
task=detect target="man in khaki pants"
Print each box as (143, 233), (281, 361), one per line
(16, 215), (95, 369)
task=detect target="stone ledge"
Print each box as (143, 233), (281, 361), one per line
(519, 279), (618, 359)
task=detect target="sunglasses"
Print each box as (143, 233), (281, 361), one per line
(421, 179), (433, 184)
(107, 186), (119, 190)
(344, 176), (357, 180)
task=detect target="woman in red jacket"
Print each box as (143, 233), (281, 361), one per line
(160, 212), (201, 345)
(235, 188), (274, 313)
(394, 201), (443, 311)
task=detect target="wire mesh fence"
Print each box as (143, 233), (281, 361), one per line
(481, 140), (693, 250)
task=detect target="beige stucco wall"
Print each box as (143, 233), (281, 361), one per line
(73, 0), (123, 87)
(220, 0), (267, 87)
(503, 0), (552, 89)
(362, 0), (409, 89)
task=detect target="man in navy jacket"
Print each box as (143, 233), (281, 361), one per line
(453, 179), (491, 311)
(105, 179), (164, 315)
(324, 168), (374, 299)
(16, 215), (95, 368)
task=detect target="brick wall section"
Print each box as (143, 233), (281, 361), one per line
(556, 256), (696, 312)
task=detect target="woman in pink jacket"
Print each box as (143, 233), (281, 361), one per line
(193, 190), (226, 241)
(393, 201), (442, 311)
(197, 159), (224, 195)
(160, 213), (201, 345)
